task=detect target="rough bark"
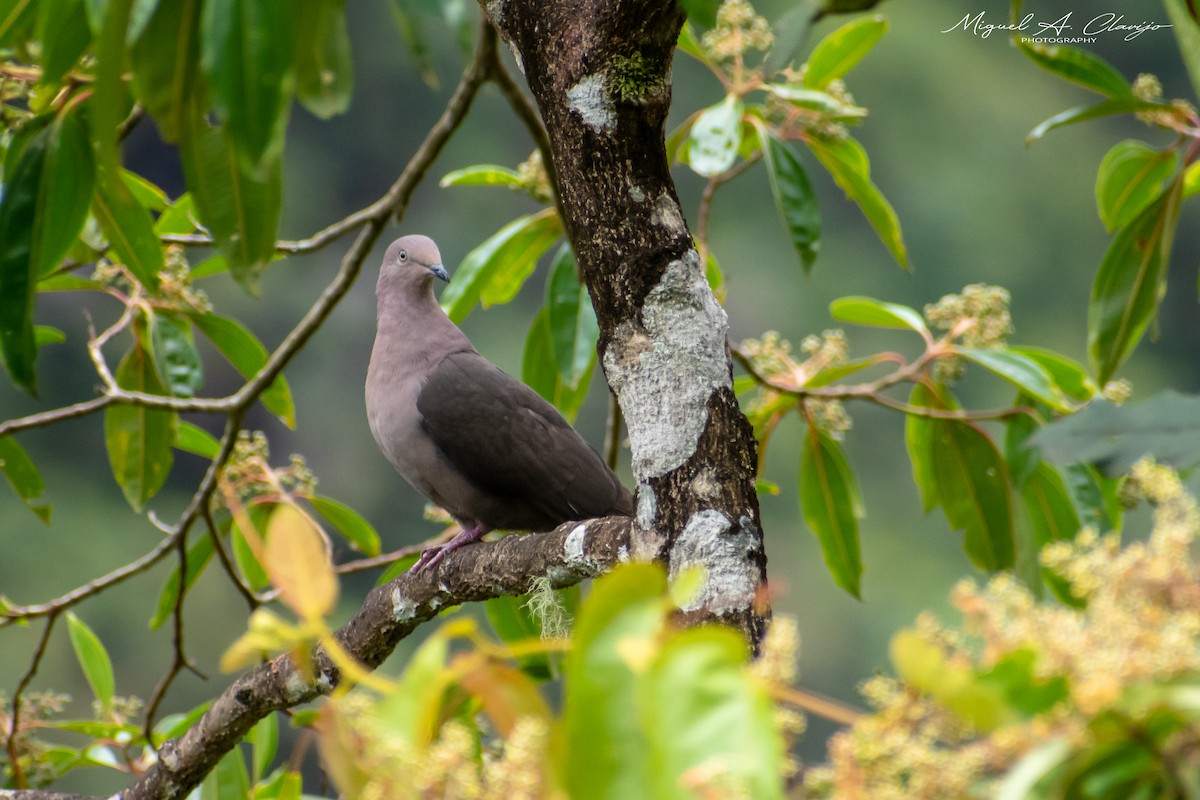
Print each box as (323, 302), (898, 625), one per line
(486, 0), (770, 644)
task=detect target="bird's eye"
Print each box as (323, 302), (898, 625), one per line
(398, 249), (408, 262)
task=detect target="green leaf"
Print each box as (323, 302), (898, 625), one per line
(148, 311), (203, 398)
(484, 594), (556, 681)
(439, 208), (562, 323)
(173, 420), (221, 459)
(1164, 0), (1200, 100)
(1031, 391), (1200, 475)
(1007, 346), (1096, 401)
(154, 193), (199, 236)
(120, 169), (170, 212)
(805, 354), (885, 388)
(905, 383), (942, 513)
(808, 135), (909, 270)
(150, 532), (215, 630)
(131, 0), (201, 142)
(799, 426), (863, 598)
(686, 94), (744, 178)
(200, 0), (293, 173)
(996, 739), (1074, 800)
(1095, 140), (1178, 232)
(1185, 161), (1200, 200)
(545, 245), (600, 388)
(1061, 462), (1121, 533)
(1021, 462), (1083, 605)
(293, 0), (353, 118)
(93, 164), (165, 289)
(179, 101), (282, 293)
(1026, 98), (1165, 143)
(34, 325), (65, 347)
(522, 308), (594, 423)
(803, 14), (888, 89)
(89, 0), (136, 172)
(249, 712), (278, 783)
(192, 313), (296, 428)
(66, 612), (116, 710)
(387, 0), (440, 89)
(757, 125), (821, 273)
(35, 0), (91, 86)
(0, 435), (51, 523)
(37, 273), (105, 292)
(199, 747), (251, 800)
(104, 343), (177, 511)
(1004, 403), (1042, 490)
(0, 0), (37, 47)
(931, 420), (1015, 571)
(830, 295), (927, 333)
(765, 85), (868, 121)
(309, 495), (381, 556)
(0, 106), (96, 392)
(1017, 40), (1131, 98)
(1088, 183), (1182, 384)
(957, 347), (1071, 412)
(763, 2), (816, 75)
(439, 164), (523, 188)
(678, 0), (719, 30)
(232, 503), (274, 590)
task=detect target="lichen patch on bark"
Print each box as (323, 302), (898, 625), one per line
(567, 73), (615, 132)
(669, 509), (758, 615)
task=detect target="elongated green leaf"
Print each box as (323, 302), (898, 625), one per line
(179, 100), (282, 293)
(293, 0), (353, 118)
(150, 532), (215, 630)
(1185, 161), (1200, 200)
(523, 308), (594, 423)
(686, 94), (744, 177)
(0, 0), (37, 47)
(387, 0), (440, 89)
(905, 383), (941, 513)
(1026, 98), (1165, 143)
(799, 427), (863, 598)
(806, 354), (885, 388)
(1032, 391), (1200, 475)
(1164, 0), (1200, 100)
(121, 170), (170, 212)
(93, 165), (165, 289)
(957, 347), (1071, 412)
(309, 495), (381, 556)
(154, 193), (199, 236)
(34, 325), (65, 347)
(1007, 346), (1096, 401)
(763, 3), (815, 75)
(758, 125), (821, 273)
(830, 295), (927, 333)
(104, 343), (177, 510)
(149, 312), (203, 398)
(439, 164), (523, 188)
(200, 0), (293, 172)
(1095, 140), (1177, 232)
(545, 245), (600, 388)
(439, 208), (562, 323)
(0, 435), (50, 523)
(485, 594), (556, 680)
(1003, 401), (1041, 490)
(1018, 40), (1131, 98)
(89, 0), (134, 172)
(1062, 462), (1121, 533)
(1022, 462), (1081, 546)
(249, 712), (278, 784)
(66, 613), (116, 710)
(678, 0), (719, 29)
(36, 110), (97, 279)
(232, 502), (274, 590)
(199, 747), (251, 800)
(36, 0), (91, 86)
(192, 313), (296, 427)
(765, 85), (867, 121)
(37, 273), (105, 292)
(931, 420), (1015, 571)
(803, 14), (888, 89)
(1088, 183), (1181, 384)
(809, 135), (909, 270)
(174, 420), (221, 459)
(131, 0), (201, 142)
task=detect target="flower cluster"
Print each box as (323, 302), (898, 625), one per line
(220, 431), (317, 504)
(702, 0), (773, 62)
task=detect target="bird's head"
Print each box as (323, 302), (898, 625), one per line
(377, 235), (450, 297)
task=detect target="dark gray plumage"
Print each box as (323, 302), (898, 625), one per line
(365, 235), (633, 573)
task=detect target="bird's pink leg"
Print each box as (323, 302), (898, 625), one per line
(409, 524), (489, 574)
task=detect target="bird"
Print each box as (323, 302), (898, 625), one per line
(365, 235), (634, 573)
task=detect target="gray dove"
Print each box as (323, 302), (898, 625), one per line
(365, 235), (634, 573)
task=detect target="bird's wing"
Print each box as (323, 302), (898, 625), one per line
(417, 351), (630, 521)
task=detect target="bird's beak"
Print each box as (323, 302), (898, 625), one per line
(429, 263), (450, 283)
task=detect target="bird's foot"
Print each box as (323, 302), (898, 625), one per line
(408, 524), (489, 574)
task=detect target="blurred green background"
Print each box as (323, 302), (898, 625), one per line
(2, 0), (1197, 789)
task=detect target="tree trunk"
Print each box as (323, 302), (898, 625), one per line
(485, 0), (771, 646)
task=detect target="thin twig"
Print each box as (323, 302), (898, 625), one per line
(202, 505), (262, 610)
(142, 531), (198, 742)
(488, 33), (559, 201)
(0, 396), (116, 438)
(604, 391), (623, 472)
(696, 154), (759, 268)
(5, 611), (60, 789)
(334, 527), (459, 575)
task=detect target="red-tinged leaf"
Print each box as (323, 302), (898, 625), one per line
(440, 208), (562, 323)
(799, 426), (863, 598)
(191, 313), (296, 427)
(0, 435), (51, 523)
(808, 135), (909, 271)
(104, 344), (177, 511)
(309, 495), (381, 556)
(457, 658), (552, 737)
(803, 15), (888, 89)
(756, 123), (820, 273)
(930, 420), (1015, 571)
(1018, 40), (1131, 98)
(200, 0), (293, 173)
(1088, 183), (1182, 384)
(264, 501), (338, 621)
(1095, 140), (1177, 233)
(66, 612), (116, 710)
(131, 0), (201, 142)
